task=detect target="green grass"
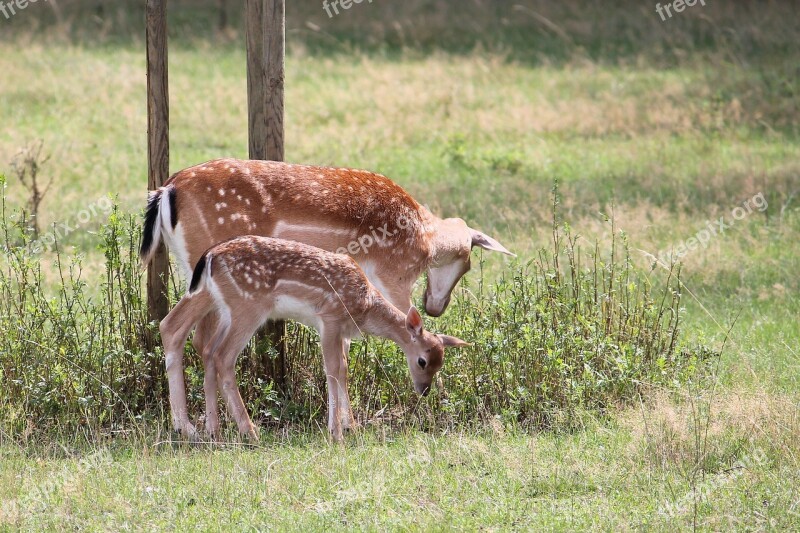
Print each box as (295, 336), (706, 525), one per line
(2, 423), (798, 531)
(1, 0), (800, 530)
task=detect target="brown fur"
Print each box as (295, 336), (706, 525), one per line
(165, 158), (433, 307)
(160, 236), (465, 442)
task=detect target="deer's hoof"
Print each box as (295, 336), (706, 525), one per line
(243, 426), (260, 443)
(174, 423), (200, 442)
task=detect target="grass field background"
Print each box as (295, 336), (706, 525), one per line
(0, 0), (799, 529)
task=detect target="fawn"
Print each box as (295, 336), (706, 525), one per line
(159, 235), (469, 442)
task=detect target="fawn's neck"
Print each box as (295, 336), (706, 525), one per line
(360, 296), (409, 347)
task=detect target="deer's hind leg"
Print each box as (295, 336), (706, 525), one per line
(160, 290), (213, 441)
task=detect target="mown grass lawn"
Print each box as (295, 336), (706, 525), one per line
(2, 419), (798, 531)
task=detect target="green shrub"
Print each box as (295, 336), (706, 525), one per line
(0, 177), (711, 437)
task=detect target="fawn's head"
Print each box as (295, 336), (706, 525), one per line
(399, 306), (469, 395)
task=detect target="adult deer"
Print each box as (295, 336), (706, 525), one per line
(140, 158), (514, 318)
(160, 236), (469, 441)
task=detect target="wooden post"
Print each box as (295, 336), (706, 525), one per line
(246, 0), (287, 391)
(145, 0), (170, 399)
(246, 0), (267, 159)
(145, 0), (170, 324)
(264, 0), (285, 162)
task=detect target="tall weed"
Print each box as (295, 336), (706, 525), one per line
(0, 178), (711, 438)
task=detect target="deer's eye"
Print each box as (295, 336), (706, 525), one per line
(417, 357), (427, 369)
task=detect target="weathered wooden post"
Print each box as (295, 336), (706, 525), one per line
(144, 1), (287, 396)
(145, 0), (170, 396)
(246, 0), (287, 391)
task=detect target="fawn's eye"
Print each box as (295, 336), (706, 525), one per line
(417, 357), (427, 369)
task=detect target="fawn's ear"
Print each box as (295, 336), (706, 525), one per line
(470, 229), (516, 257)
(405, 306), (424, 338)
(438, 334), (471, 348)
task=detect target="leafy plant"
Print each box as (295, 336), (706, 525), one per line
(0, 178), (712, 439)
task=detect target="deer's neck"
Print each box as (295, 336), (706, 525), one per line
(428, 216), (467, 266)
(360, 296), (409, 347)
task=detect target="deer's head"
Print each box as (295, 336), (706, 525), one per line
(424, 218), (514, 317)
(398, 306), (469, 395)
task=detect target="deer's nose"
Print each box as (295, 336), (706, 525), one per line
(423, 295), (450, 317)
(415, 382), (431, 396)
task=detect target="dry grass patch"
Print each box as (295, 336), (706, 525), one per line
(623, 389), (800, 474)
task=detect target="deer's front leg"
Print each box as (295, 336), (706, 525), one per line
(321, 326), (345, 442)
(339, 338), (356, 431)
(383, 277), (414, 320)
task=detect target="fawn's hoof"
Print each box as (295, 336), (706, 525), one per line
(342, 418), (359, 432)
(174, 423), (200, 443)
(243, 426), (260, 443)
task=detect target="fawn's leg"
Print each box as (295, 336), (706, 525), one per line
(320, 324), (346, 442)
(214, 318), (263, 441)
(193, 312), (222, 439)
(338, 338), (356, 430)
(159, 291), (212, 441)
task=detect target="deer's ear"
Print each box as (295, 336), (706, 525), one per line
(405, 306), (424, 337)
(438, 334), (471, 348)
(470, 229), (516, 257)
